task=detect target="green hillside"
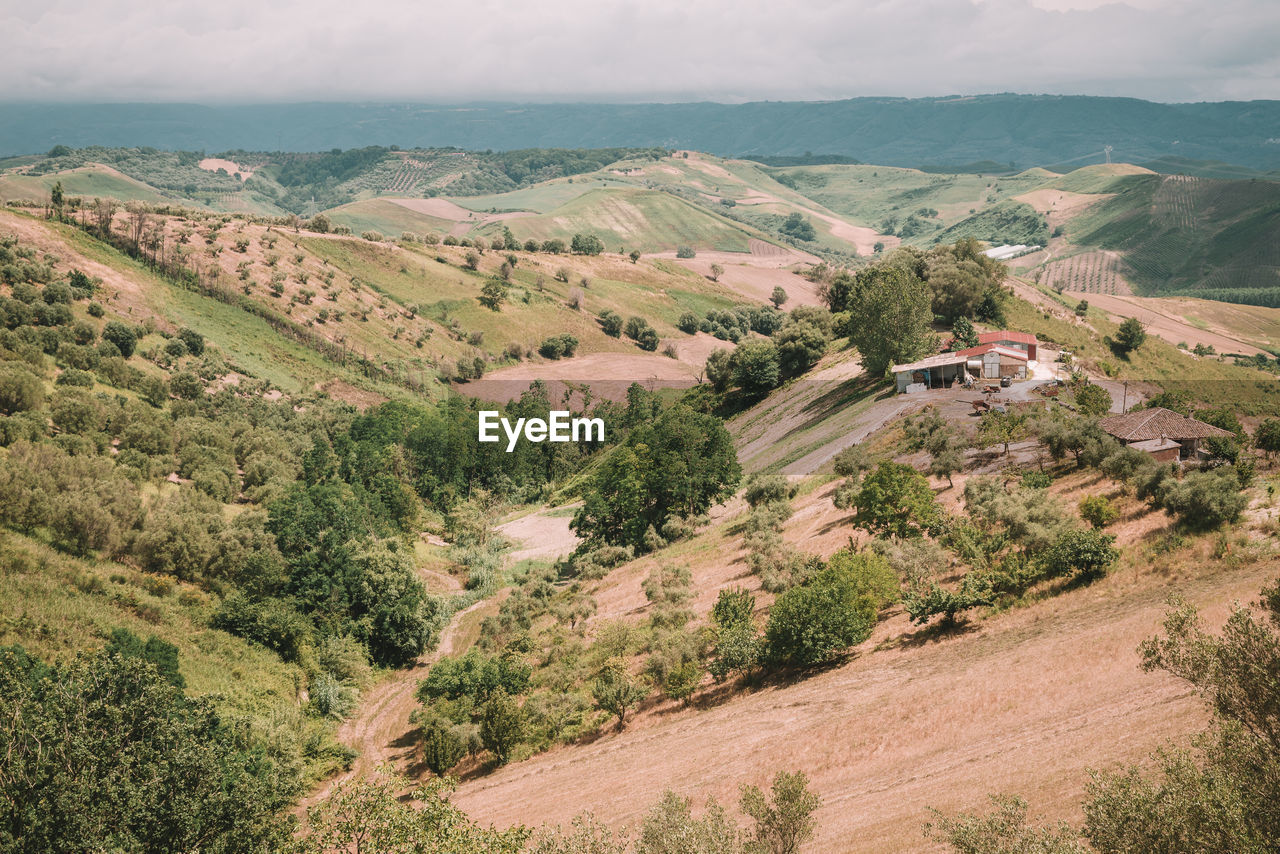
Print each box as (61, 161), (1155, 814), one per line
(1067, 174), (1280, 305)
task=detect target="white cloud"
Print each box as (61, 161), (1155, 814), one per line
(0, 0), (1276, 102)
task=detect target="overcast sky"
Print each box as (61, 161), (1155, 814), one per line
(3, 0), (1277, 103)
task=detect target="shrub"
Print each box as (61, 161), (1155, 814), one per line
(636, 327), (660, 351)
(764, 565), (877, 667)
(599, 310), (623, 337)
(1154, 468), (1248, 529)
(1040, 528), (1119, 581)
(1079, 495), (1119, 529)
(677, 312), (700, 334)
(0, 364), (44, 414)
(101, 321), (137, 358)
(675, 246), (696, 259)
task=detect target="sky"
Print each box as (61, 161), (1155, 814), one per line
(2, 0), (1277, 103)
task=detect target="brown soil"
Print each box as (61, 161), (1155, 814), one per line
(314, 379), (389, 410)
(468, 352), (701, 403)
(454, 552), (1277, 851)
(198, 158), (255, 181)
(497, 507), (580, 564)
(1013, 189), (1110, 227)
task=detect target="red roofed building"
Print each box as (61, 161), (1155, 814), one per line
(978, 331), (1037, 360)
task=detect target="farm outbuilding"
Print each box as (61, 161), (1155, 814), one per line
(893, 352), (970, 393)
(1098, 407), (1233, 461)
(978, 331), (1038, 361)
(957, 343), (1029, 380)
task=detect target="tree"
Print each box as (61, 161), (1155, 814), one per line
(845, 265), (937, 377)
(1040, 528), (1118, 581)
(1257, 418), (1280, 458)
(629, 249), (641, 264)
(677, 311), (700, 334)
(1075, 298), (1089, 316)
(979, 408), (1028, 456)
(709, 263), (724, 282)
(1074, 383), (1113, 418)
(0, 365), (44, 415)
(624, 315), (650, 340)
(851, 462), (942, 539)
(676, 246), (696, 259)
(177, 326), (205, 356)
(479, 279), (507, 311)
(636, 327), (660, 351)
(739, 771), (822, 854)
(705, 348), (734, 393)
(951, 316), (979, 349)
(571, 403), (740, 551)
(764, 564), (878, 667)
(0, 648), (294, 853)
(773, 314), (831, 380)
(592, 661), (646, 729)
(713, 587), (756, 631)
(101, 320), (138, 358)
(1114, 318), (1147, 354)
(1152, 467), (1248, 529)
(770, 286), (789, 309)
(464, 250), (481, 270)
(571, 233), (604, 255)
(926, 794), (1088, 854)
(294, 772), (529, 854)
(730, 339), (781, 394)
(50, 181), (64, 220)
(599, 310), (624, 337)
(1079, 581), (1280, 851)
(780, 213), (816, 242)
(637, 790), (740, 854)
(479, 690), (526, 764)
(905, 407), (968, 486)
(308, 213), (330, 233)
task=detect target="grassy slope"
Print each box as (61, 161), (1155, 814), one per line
(0, 530), (350, 781)
(0, 165), (172, 204)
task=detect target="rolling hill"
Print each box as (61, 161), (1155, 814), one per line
(4, 96), (1280, 170)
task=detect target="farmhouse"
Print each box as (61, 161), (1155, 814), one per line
(977, 331), (1038, 361)
(1098, 407), (1233, 461)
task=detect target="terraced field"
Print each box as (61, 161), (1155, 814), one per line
(1042, 250), (1132, 295)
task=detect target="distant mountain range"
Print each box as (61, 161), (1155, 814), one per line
(3, 95), (1280, 170)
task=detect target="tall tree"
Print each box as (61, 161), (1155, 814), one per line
(845, 265), (937, 376)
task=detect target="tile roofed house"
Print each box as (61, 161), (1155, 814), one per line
(1098, 407), (1233, 460)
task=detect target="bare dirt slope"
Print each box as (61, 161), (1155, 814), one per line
(454, 555), (1276, 851)
(1007, 278), (1268, 357)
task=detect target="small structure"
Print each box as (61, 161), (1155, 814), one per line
(893, 352), (969, 393)
(977, 331), (1038, 361)
(1098, 407), (1233, 461)
(957, 343), (1030, 380)
(1127, 437), (1181, 463)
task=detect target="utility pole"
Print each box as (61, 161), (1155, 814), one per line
(1121, 380), (1128, 413)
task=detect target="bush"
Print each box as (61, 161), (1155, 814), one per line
(599, 310), (623, 337)
(677, 312), (700, 334)
(0, 364), (44, 414)
(675, 246), (696, 259)
(538, 334), (579, 359)
(636, 327), (660, 351)
(101, 321), (137, 358)
(764, 565), (878, 667)
(1079, 495), (1119, 529)
(730, 339), (781, 394)
(1040, 528), (1119, 581)
(1154, 468), (1248, 529)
